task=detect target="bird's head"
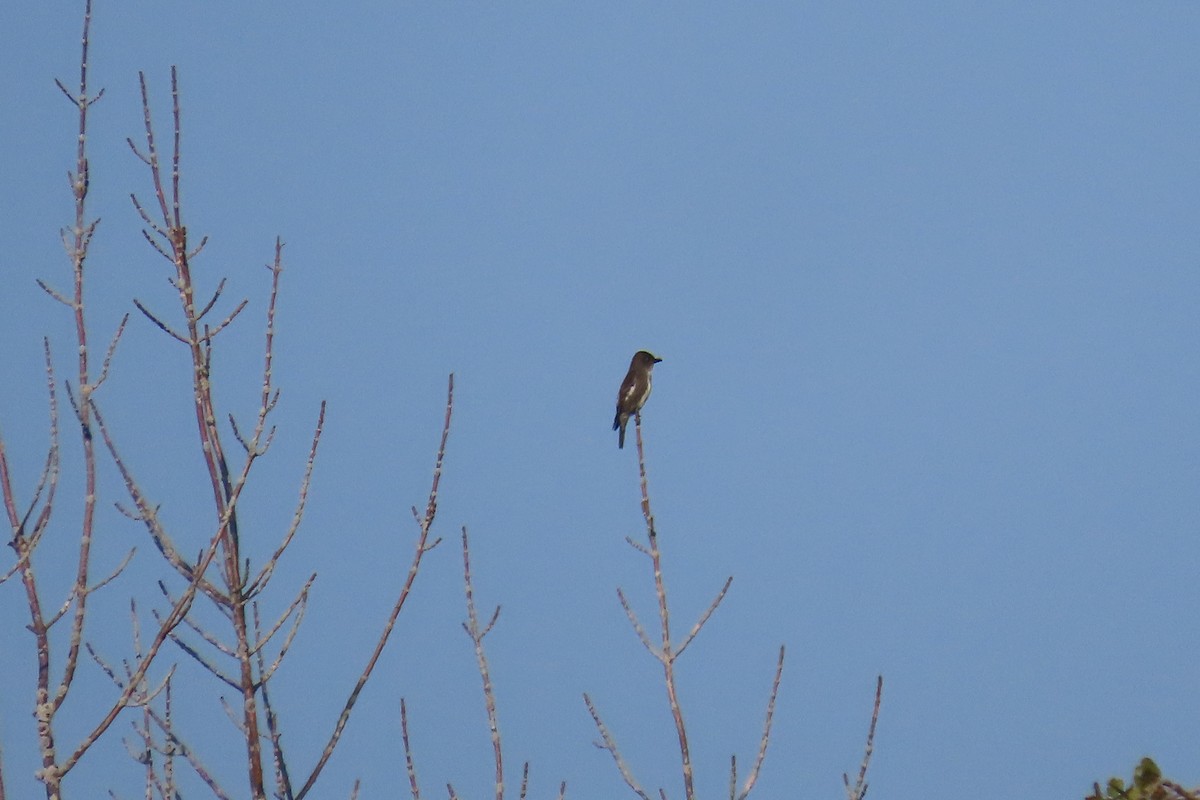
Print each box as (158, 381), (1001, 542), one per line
(635, 350), (663, 367)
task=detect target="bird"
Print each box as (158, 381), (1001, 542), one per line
(613, 350), (663, 448)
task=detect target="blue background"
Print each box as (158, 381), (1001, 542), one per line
(2, 3), (1198, 798)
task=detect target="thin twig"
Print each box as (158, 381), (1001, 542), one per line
(461, 526), (504, 800)
(254, 602), (295, 800)
(245, 401), (325, 598)
(294, 375), (454, 800)
(195, 277), (227, 321)
(157, 582), (234, 658)
(250, 573), (315, 657)
(256, 578), (313, 686)
(93, 313), (129, 390)
(842, 675), (883, 800)
(616, 587), (658, 657)
(162, 625), (239, 688)
(44, 547), (136, 628)
(583, 693), (651, 800)
(400, 699), (422, 800)
(1, 346), (61, 588)
(735, 646), (784, 800)
(132, 298), (188, 343)
(145, 684), (233, 800)
(674, 575), (733, 659)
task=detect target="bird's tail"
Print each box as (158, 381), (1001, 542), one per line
(614, 413), (626, 448)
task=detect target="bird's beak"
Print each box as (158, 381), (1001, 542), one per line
(654, 357), (663, 363)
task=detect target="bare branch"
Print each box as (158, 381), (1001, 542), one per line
(616, 587), (658, 658)
(479, 604), (501, 639)
(140, 226), (175, 261)
(156, 580), (233, 654)
(201, 298), (249, 341)
(84, 642), (122, 689)
(162, 624), (239, 689)
(92, 398), (219, 598)
(129, 194), (168, 242)
(132, 297), (188, 343)
(251, 573), (315, 658)
(57, 407), (231, 779)
(735, 646), (785, 800)
(134, 72), (170, 225)
(460, 526), (504, 800)
(45, 547), (135, 628)
(195, 277), (227, 321)
(36, 279), (74, 308)
(294, 375), (454, 800)
(219, 696), (250, 737)
(255, 578), (313, 686)
(0, 343), (61, 587)
(635, 416), (694, 799)
(54, 77), (77, 104)
(842, 675), (883, 800)
(596, 406), (784, 800)
(254, 603), (295, 800)
(93, 313), (130, 390)
(674, 575), (733, 659)
(624, 535), (650, 557)
(400, 698), (422, 800)
(146, 684), (233, 800)
(245, 402), (326, 598)
(583, 693), (651, 800)
(8, 69), (110, 782)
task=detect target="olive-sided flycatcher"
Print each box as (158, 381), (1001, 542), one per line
(613, 350), (663, 449)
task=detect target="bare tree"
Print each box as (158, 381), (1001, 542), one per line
(0, 4), (219, 797)
(3, 5), (885, 799)
(108, 63), (459, 793)
(1, 3), (456, 797)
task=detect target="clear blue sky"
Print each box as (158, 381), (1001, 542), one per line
(2, 2), (1198, 797)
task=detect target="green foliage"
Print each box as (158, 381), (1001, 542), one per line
(1087, 758), (1198, 800)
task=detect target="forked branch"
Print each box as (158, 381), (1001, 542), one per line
(733, 646), (785, 800)
(842, 675), (883, 800)
(460, 526), (504, 800)
(588, 409), (784, 800)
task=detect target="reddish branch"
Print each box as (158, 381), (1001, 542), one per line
(6, 5), (463, 798)
(400, 699), (422, 800)
(123, 60), (456, 800)
(125, 65), (276, 795)
(0, 3), (152, 796)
